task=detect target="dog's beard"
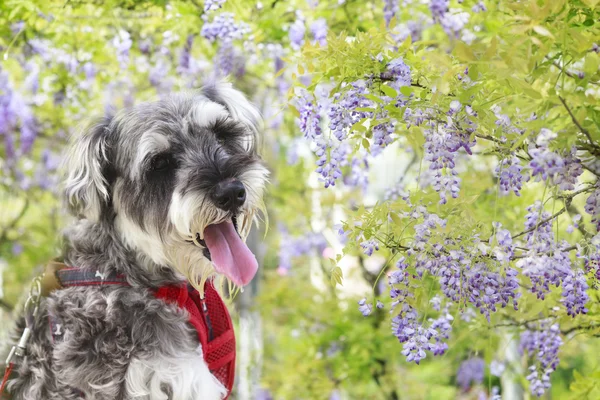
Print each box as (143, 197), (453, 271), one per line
(167, 191), (265, 295)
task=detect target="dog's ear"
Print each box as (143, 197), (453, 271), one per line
(201, 81), (262, 151)
(63, 117), (113, 222)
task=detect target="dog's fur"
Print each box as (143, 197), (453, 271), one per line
(4, 82), (269, 399)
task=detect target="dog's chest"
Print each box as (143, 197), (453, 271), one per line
(46, 279), (235, 399)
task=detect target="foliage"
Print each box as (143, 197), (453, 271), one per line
(1, 0), (600, 399)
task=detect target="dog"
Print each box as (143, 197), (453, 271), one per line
(3, 82), (269, 399)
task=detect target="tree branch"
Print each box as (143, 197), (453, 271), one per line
(558, 96), (596, 146)
(0, 199), (30, 245)
(0, 298), (14, 312)
(549, 59), (599, 86)
(511, 200), (571, 240)
(493, 315), (551, 329)
(475, 133), (507, 146)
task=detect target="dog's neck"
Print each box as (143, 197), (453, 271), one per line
(62, 219), (182, 287)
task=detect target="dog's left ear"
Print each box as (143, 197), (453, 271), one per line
(202, 81), (262, 150)
(62, 116), (114, 222)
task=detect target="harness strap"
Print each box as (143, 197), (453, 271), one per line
(56, 267), (129, 287)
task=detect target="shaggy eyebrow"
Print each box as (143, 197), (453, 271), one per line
(131, 131), (171, 179)
(191, 101), (230, 129)
(211, 116), (246, 138)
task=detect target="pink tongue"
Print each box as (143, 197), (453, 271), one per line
(203, 221), (258, 286)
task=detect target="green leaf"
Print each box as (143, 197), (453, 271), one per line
(380, 85), (398, 98)
(289, 105), (300, 118)
(453, 42), (475, 61)
(390, 213), (403, 226)
(399, 86), (412, 96)
(364, 94), (384, 103)
(585, 53), (599, 75)
(582, 0), (600, 7)
(532, 25), (554, 38)
(330, 266), (343, 287)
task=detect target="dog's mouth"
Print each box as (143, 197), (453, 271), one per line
(187, 216), (258, 287)
(189, 216), (240, 260)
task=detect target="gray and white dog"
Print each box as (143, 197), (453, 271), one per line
(4, 82), (269, 399)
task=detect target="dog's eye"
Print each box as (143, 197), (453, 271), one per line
(150, 154), (172, 171)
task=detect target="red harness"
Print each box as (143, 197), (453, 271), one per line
(46, 268), (236, 398)
(155, 282), (236, 395)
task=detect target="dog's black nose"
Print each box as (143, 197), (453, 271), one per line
(212, 179), (246, 212)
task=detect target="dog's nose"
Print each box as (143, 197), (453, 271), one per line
(212, 179), (246, 212)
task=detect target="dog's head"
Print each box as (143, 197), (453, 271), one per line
(62, 82), (269, 288)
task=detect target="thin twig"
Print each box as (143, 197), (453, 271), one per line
(0, 298), (14, 312)
(512, 245), (576, 259)
(0, 199), (30, 244)
(561, 323), (600, 336)
(512, 201), (570, 240)
(556, 184), (596, 200)
(558, 96), (596, 146)
(493, 315), (550, 329)
(475, 133), (507, 146)
(549, 59), (599, 86)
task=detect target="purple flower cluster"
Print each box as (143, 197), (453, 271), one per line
(358, 298), (373, 316)
(201, 13), (249, 42)
(345, 152), (370, 191)
(585, 185), (600, 232)
(383, 0), (400, 27)
(466, 263), (520, 320)
(456, 357), (485, 391)
(412, 209), (446, 249)
(384, 180), (410, 202)
(520, 322), (563, 397)
(297, 90), (322, 140)
(360, 238), (380, 256)
(278, 227), (328, 271)
(328, 81), (373, 141)
(317, 141), (350, 188)
(294, 58), (414, 189)
(496, 156), (525, 196)
(523, 201), (555, 252)
(423, 127), (463, 204)
(440, 11), (470, 38)
(386, 57), (411, 89)
(515, 202), (586, 304)
(178, 35), (194, 74)
(0, 68), (38, 162)
(520, 250), (570, 300)
(289, 13), (306, 50)
(472, 2), (487, 12)
(112, 30), (133, 69)
(389, 252), (455, 363)
(561, 269), (589, 317)
(418, 244), (519, 321)
(201, 12), (250, 76)
(530, 145), (583, 191)
(429, 0), (449, 22)
(410, 105), (478, 204)
(490, 360), (505, 377)
(310, 19), (328, 46)
(204, 0), (226, 12)
(371, 122), (395, 156)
